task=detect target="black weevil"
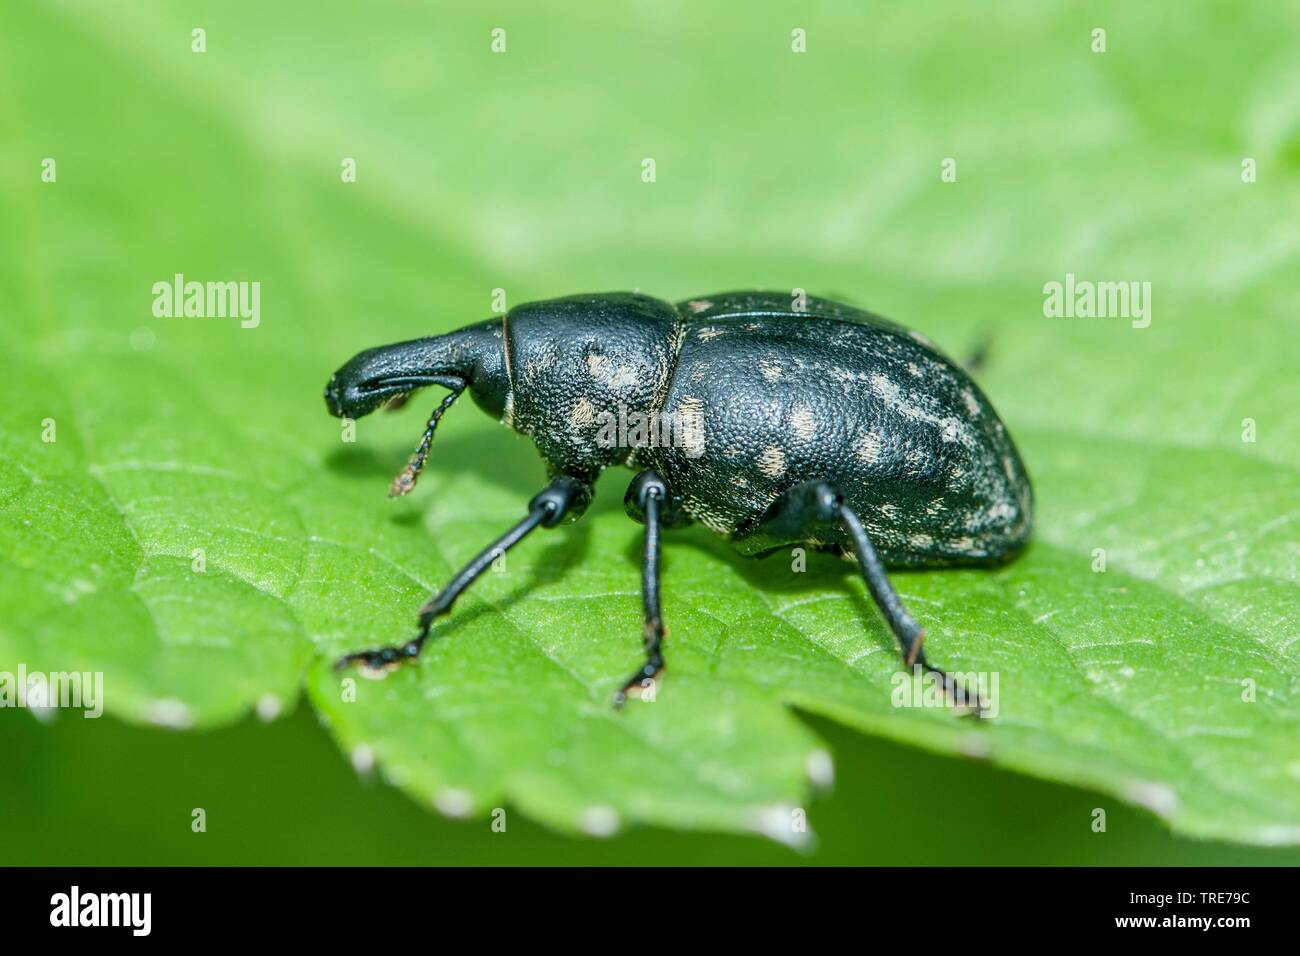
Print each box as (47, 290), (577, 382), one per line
(324, 291), (1033, 709)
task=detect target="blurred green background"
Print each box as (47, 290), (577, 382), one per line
(0, 706), (1289, 864)
(2, 1), (1297, 863)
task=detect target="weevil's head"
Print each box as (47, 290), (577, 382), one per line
(324, 318), (509, 420)
(324, 294), (684, 490)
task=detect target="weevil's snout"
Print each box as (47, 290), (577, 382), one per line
(324, 372), (347, 417)
(323, 353), (392, 419)
(324, 344), (451, 420)
(324, 321), (508, 423)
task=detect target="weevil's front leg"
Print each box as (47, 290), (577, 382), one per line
(614, 471), (669, 706)
(335, 474), (592, 675)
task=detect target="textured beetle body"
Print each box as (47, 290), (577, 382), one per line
(501, 291), (1032, 567)
(325, 290), (1032, 706)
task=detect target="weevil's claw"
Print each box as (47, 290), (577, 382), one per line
(612, 662), (663, 708)
(923, 662), (987, 717)
(333, 651), (363, 673)
(954, 689), (987, 719)
(334, 639), (425, 677)
(389, 461), (421, 498)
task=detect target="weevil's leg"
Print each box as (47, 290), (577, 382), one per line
(335, 474), (591, 674)
(742, 481), (983, 713)
(835, 499), (984, 714)
(614, 471), (669, 707)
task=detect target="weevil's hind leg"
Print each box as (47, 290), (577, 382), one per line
(745, 481), (983, 714)
(835, 503), (982, 711)
(335, 475), (592, 675)
(613, 471), (670, 706)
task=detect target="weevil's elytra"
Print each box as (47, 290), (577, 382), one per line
(324, 291), (1034, 711)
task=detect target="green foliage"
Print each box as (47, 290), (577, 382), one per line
(1, 1), (1296, 844)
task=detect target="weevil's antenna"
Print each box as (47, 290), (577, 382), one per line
(389, 381), (466, 497)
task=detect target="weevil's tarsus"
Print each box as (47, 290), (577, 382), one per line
(389, 383), (466, 498)
(614, 471), (669, 707)
(616, 666), (661, 706)
(334, 475), (591, 675)
(920, 662), (986, 716)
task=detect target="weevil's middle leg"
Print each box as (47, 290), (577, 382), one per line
(614, 471), (669, 706)
(335, 474), (591, 674)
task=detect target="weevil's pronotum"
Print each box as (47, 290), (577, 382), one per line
(324, 291), (1033, 708)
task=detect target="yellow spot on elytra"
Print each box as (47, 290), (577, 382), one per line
(758, 446), (786, 477)
(869, 373), (900, 402)
(857, 431), (882, 464)
(789, 404), (816, 440)
(570, 396), (595, 428)
(677, 394), (704, 423)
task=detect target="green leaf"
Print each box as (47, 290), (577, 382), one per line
(2, 0), (1297, 845)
